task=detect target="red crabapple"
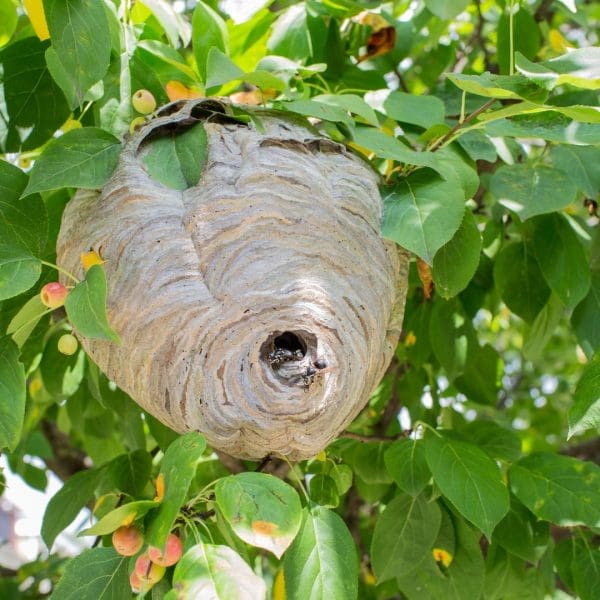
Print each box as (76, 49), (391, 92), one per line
(40, 282), (68, 308)
(112, 526), (143, 557)
(148, 533), (183, 567)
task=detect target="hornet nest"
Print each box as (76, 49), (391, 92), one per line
(57, 98), (409, 460)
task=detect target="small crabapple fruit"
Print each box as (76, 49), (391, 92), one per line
(148, 533), (183, 567)
(112, 526), (144, 557)
(129, 570), (152, 594)
(135, 552), (166, 585)
(129, 116), (147, 134)
(57, 334), (78, 356)
(132, 89), (156, 115)
(40, 282), (68, 308)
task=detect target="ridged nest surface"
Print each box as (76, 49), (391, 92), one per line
(57, 99), (409, 460)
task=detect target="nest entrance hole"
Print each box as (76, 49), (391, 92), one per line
(274, 332), (306, 356)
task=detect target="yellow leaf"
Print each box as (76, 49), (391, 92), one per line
(80, 250), (104, 271)
(315, 450), (327, 462)
(154, 473), (165, 502)
(120, 511), (136, 527)
(273, 569), (286, 600)
(405, 331), (417, 347)
(432, 547), (453, 567)
(24, 0), (50, 41)
(549, 29), (573, 53)
(165, 80), (204, 102)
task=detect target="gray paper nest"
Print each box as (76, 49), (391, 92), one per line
(57, 98), (409, 460)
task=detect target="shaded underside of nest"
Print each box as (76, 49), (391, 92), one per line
(57, 99), (409, 460)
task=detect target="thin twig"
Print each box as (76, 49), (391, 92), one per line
(429, 98), (496, 151)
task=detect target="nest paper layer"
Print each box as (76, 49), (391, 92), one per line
(57, 99), (409, 460)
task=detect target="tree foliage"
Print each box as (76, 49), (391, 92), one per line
(0, 0), (599, 598)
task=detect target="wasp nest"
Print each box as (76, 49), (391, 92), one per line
(57, 99), (409, 460)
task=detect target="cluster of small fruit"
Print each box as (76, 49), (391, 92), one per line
(112, 526), (184, 593)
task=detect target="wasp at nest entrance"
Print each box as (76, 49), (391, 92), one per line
(262, 330), (327, 390)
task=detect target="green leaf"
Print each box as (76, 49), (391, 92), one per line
(64, 265), (120, 343)
(0, 160), (47, 299)
(424, 430), (509, 538)
(139, 0), (191, 49)
(142, 122), (208, 191)
(81, 500), (159, 536)
(0, 248), (41, 302)
(282, 98), (354, 128)
(41, 467), (105, 549)
(107, 450), (153, 497)
(493, 241), (551, 323)
(353, 127), (434, 167)
(205, 47), (244, 89)
(522, 294), (564, 361)
(329, 463), (353, 495)
(456, 130), (497, 163)
(485, 111), (600, 145)
(550, 145), (600, 198)
(384, 438), (431, 496)
(0, 337), (25, 451)
(284, 506), (358, 600)
(429, 299), (468, 380)
(446, 73), (548, 103)
(371, 492), (442, 582)
(572, 537), (600, 600)
(572, 272), (600, 359)
(460, 421), (521, 463)
(455, 342), (503, 405)
(353, 441), (392, 484)
(383, 91), (445, 128)
(432, 209), (481, 298)
(43, 0), (111, 106)
(145, 432), (206, 549)
(0, 37), (70, 152)
(509, 452), (600, 527)
(267, 4), (312, 61)
(381, 169), (465, 263)
(6, 294), (48, 348)
(497, 9), (540, 76)
(397, 511), (485, 600)
(531, 213), (591, 310)
(568, 354), (600, 439)
(493, 498), (549, 563)
(490, 164), (578, 220)
(313, 94), (379, 127)
(516, 47), (600, 91)
(215, 472), (303, 558)
(308, 474), (339, 508)
(423, 0), (470, 20)
(23, 128), (121, 195)
(192, 1), (228, 82)
(0, 0), (17, 47)
(48, 547), (129, 600)
(170, 543), (266, 600)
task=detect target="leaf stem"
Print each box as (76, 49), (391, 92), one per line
(282, 457), (311, 504)
(509, 0), (515, 76)
(40, 260), (80, 284)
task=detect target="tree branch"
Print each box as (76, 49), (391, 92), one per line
(40, 419), (89, 481)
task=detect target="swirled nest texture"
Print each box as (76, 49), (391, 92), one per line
(57, 99), (409, 460)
